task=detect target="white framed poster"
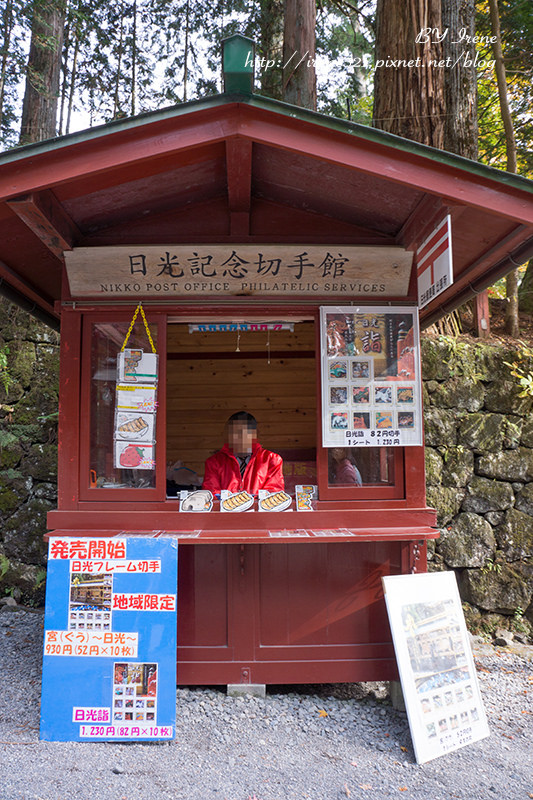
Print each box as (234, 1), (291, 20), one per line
(320, 306), (423, 447)
(382, 572), (490, 764)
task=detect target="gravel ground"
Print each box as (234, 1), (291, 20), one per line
(0, 606), (531, 800)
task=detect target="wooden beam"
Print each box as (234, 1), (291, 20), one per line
(0, 257), (56, 316)
(226, 138), (252, 236)
(6, 189), (78, 259)
(397, 195), (445, 250)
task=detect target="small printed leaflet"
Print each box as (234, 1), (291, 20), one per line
(40, 536), (177, 742)
(382, 571), (489, 764)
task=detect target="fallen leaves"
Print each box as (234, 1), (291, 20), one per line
(318, 709), (328, 717)
(343, 783), (351, 797)
(359, 784), (373, 791)
(400, 746), (408, 752)
(399, 787), (408, 792)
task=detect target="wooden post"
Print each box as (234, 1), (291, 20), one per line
(473, 290), (490, 338)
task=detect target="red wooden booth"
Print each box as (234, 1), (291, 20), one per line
(1, 37), (533, 687)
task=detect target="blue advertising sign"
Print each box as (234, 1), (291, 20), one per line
(40, 536), (177, 742)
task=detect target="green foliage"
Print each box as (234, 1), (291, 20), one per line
(476, 0), (533, 178)
(504, 343), (533, 397)
(481, 558), (502, 575)
(0, 344), (12, 395)
(0, 554), (9, 579)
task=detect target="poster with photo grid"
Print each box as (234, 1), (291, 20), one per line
(320, 306), (423, 447)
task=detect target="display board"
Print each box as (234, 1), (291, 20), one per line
(382, 572), (489, 764)
(40, 536), (177, 742)
(320, 306), (423, 447)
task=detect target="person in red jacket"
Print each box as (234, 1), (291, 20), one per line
(202, 411), (284, 495)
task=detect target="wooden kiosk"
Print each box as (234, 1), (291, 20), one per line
(2, 37), (533, 687)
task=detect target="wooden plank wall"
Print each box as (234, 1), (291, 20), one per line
(167, 322), (316, 476)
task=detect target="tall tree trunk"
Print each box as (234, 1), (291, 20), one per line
(19, 0), (66, 145)
(259, 0), (283, 99)
(441, 0), (478, 159)
(372, 0), (445, 147)
(488, 0), (519, 337)
(518, 259), (533, 314)
(131, 0), (137, 115)
(0, 0), (15, 133)
(283, 0), (316, 110)
(113, 2), (125, 118)
(65, 22), (79, 134)
(183, 0), (190, 102)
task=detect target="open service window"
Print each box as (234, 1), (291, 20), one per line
(79, 313), (167, 500)
(165, 318), (317, 498)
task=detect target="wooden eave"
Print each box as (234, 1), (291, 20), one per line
(0, 93), (532, 326)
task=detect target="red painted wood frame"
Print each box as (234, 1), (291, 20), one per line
(78, 310), (167, 503)
(62, 304), (426, 511)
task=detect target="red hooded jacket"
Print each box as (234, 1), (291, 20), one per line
(202, 442), (284, 495)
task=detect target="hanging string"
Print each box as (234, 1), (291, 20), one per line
(266, 329), (271, 365)
(120, 302), (157, 354)
(235, 330), (241, 352)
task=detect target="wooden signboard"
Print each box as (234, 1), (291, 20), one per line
(64, 245), (413, 299)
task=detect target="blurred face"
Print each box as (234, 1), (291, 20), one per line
(227, 421), (256, 455)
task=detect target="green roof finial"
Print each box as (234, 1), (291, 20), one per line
(222, 34), (255, 94)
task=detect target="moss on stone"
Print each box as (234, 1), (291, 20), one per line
(458, 413), (505, 453)
(425, 448), (443, 486)
(437, 512), (496, 568)
(495, 508), (533, 561)
(426, 486), (465, 526)
(421, 339), (452, 380)
(431, 377), (484, 411)
(423, 407), (458, 447)
(458, 562), (532, 614)
(521, 415), (533, 447)
(462, 476), (514, 514)
(23, 443), (58, 481)
(515, 483), (533, 516)
(477, 448), (533, 482)
(7, 340), (36, 388)
(441, 446), (474, 487)
(485, 380), (532, 416)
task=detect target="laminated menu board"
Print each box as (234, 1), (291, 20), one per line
(114, 348), (158, 470)
(117, 349), (158, 384)
(382, 572), (489, 764)
(320, 306), (423, 447)
(40, 536), (177, 742)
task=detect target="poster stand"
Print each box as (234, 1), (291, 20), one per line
(382, 571), (489, 764)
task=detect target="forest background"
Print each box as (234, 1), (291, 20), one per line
(1, 0), (532, 324)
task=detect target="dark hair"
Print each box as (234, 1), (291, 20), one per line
(227, 411), (257, 430)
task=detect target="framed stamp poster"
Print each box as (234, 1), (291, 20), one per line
(382, 572), (490, 764)
(40, 536), (177, 742)
(320, 306), (423, 447)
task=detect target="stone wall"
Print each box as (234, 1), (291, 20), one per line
(0, 304), (532, 639)
(0, 300), (59, 605)
(422, 337), (533, 640)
